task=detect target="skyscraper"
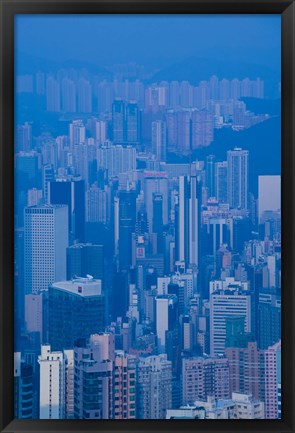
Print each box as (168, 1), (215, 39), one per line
(176, 176), (189, 263)
(66, 243), (104, 284)
(126, 101), (140, 143)
(48, 177), (85, 243)
(48, 277), (105, 351)
(188, 176), (201, 268)
(227, 148), (249, 210)
(210, 282), (252, 356)
(143, 172), (169, 233)
(155, 294), (178, 353)
(118, 190), (136, 270)
(112, 99), (125, 143)
(152, 120), (167, 162)
(176, 176), (201, 268)
(24, 205), (68, 294)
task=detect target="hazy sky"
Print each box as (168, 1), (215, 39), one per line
(15, 14), (281, 71)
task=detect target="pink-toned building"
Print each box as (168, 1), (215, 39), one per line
(225, 341), (261, 400)
(263, 340), (281, 419)
(113, 351), (136, 419)
(182, 356), (230, 405)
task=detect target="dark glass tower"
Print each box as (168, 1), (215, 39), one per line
(49, 177), (85, 243)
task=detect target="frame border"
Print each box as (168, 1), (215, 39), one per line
(0, 1), (294, 432)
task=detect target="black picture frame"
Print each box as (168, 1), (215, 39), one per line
(0, 0), (294, 432)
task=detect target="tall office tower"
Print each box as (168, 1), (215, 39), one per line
(176, 110), (191, 155)
(258, 176), (281, 223)
(258, 290), (281, 349)
(144, 172), (168, 233)
(86, 184), (109, 224)
(16, 122), (32, 152)
(112, 99), (125, 143)
(61, 78), (76, 112)
(14, 353), (34, 419)
(152, 192), (164, 253)
(69, 120), (86, 149)
(113, 351), (137, 419)
(42, 164), (54, 203)
(227, 148), (249, 210)
(48, 277), (105, 351)
(210, 282), (252, 356)
(182, 357), (230, 404)
(64, 349), (74, 419)
(206, 155), (216, 198)
(38, 345), (66, 419)
(137, 354), (172, 419)
(15, 151), (40, 190)
(166, 110), (178, 153)
(188, 176), (201, 268)
(126, 101), (140, 143)
(191, 110), (214, 149)
(215, 161), (228, 203)
(118, 190), (136, 270)
(262, 340), (281, 419)
(48, 177), (85, 243)
(24, 205), (68, 294)
(74, 334), (114, 419)
(46, 75), (61, 112)
(66, 243), (104, 282)
(175, 176), (201, 268)
(155, 294), (178, 353)
(176, 176), (189, 263)
(77, 78), (92, 113)
(152, 120), (167, 162)
(181, 315), (194, 354)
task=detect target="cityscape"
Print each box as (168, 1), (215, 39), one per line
(14, 15), (281, 420)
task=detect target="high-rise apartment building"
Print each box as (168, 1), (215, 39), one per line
(227, 148), (249, 210)
(38, 345), (66, 419)
(182, 356), (230, 404)
(137, 354), (172, 419)
(74, 334), (114, 419)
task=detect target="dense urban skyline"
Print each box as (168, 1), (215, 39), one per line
(14, 14), (281, 421)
